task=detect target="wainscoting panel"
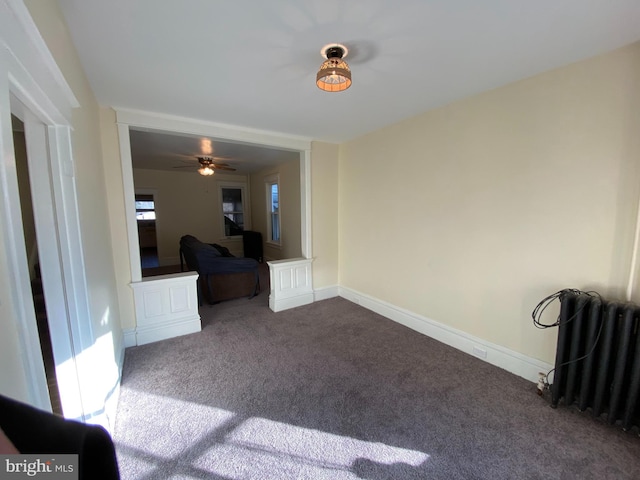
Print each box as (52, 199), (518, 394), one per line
(280, 269), (293, 290)
(143, 290), (163, 317)
(169, 283), (191, 313)
(130, 272), (201, 346)
(267, 258), (314, 312)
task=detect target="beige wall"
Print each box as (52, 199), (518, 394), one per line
(133, 169), (250, 260)
(133, 160), (303, 267)
(311, 142), (340, 289)
(250, 159), (302, 261)
(339, 42), (640, 364)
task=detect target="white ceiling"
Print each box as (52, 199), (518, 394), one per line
(58, 0), (640, 147)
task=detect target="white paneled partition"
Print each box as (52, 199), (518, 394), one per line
(130, 272), (201, 345)
(268, 258), (314, 312)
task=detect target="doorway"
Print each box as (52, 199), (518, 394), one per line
(6, 94), (94, 421)
(136, 193), (159, 269)
(116, 111), (312, 287)
(1, 0), (114, 428)
(11, 115), (62, 414)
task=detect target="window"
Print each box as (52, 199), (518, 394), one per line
(266, 174), (280, 244)
(219, 184), (248, 237)
(135, 194), (156, 220)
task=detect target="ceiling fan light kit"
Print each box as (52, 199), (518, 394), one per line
(173, 156), (237, 176)
(316, 43), (351, 92)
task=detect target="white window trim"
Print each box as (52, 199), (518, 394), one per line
(265, 173), (281, 246)
(217, 180), (250, 240)
(135, 188), (159, 223)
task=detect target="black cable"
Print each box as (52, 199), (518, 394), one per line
(532, 288), (601, 329)
(531, 288), (605, 389)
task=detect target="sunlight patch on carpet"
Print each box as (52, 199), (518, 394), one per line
(193, 417), (430, 479)
(115, 392), (236, 459)
(115, 392), (430, 479)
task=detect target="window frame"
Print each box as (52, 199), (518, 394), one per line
(265, 173), (281, 246)
(217, 181), (250, 239)
(135, 193), (156, 221)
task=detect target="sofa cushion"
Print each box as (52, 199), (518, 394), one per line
(211, 243), (234, 257)
(180, 234), (261, 303)
(180, 235), (260, 274)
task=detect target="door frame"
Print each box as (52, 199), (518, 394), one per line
(0, 0), (91, 418)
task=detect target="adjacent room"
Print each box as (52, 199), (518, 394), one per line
(1, 1), (640, 479)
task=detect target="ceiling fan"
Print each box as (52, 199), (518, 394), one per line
(173, 156), (237, 176)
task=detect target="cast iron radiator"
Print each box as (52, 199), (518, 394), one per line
(550, 291), (640, 431)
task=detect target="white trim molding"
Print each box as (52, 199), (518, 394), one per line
(218, 180), (251, 237)
(3, 0), (79, 122)
(268, 258), (314, 312)
(0, 0), (98, 419)
(115, 108), (311, 151)
(264, 172), (280, 246)
(339, 286), (552, 384)
(114, 107), (314, 305)
(130, 272), (201, 345)
(314, 285), (340, 302)
(122, 329), (137, 348)
(300, 149), (312, 259)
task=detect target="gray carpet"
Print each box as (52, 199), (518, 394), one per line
(114, 295), (640, 479)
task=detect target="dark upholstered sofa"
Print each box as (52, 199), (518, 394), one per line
(179, 234), (261, 304)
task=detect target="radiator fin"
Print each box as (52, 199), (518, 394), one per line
(551, 292), (640, 432)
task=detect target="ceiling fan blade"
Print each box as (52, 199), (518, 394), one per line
(196, 156), (231, 164)
(211, 165), (236, 171)
(172, 165), (196, 169)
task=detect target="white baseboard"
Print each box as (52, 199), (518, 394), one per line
(102, 341), (126, 433)
(270, 292), (314, 312)
(123, 328), (137, 348)
(314, 285), (340, 301)
(135, 315), (201, 346)
(338, 286), (552, 384)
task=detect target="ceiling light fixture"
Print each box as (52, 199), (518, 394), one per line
(198, 166), (214, 176)
(316, 43), (351, 92)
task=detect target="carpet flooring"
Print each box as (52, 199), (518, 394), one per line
(113, 295), (640, 479)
